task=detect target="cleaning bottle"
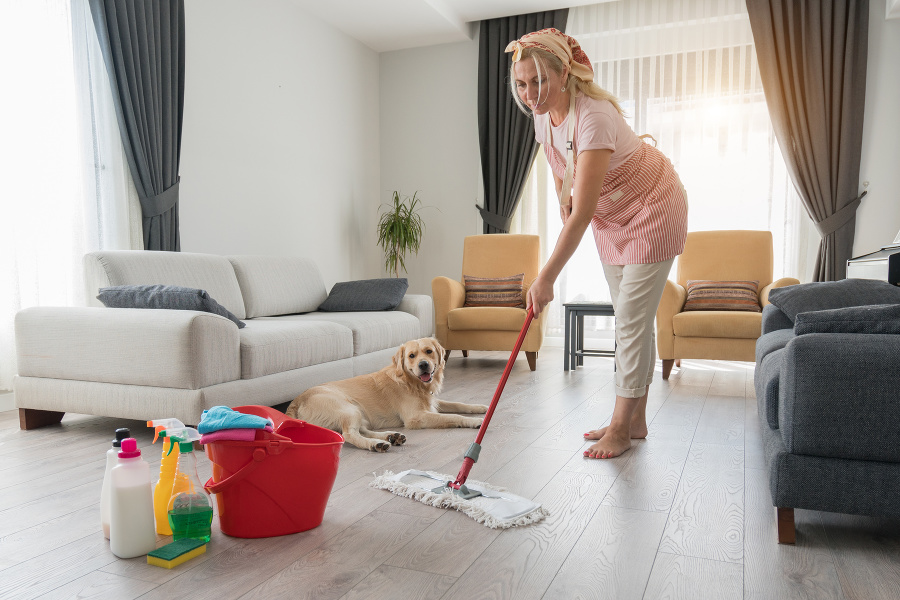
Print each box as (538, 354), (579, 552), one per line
(109, 438), (157, 558)
(101, 427), (131, 539)
(164, 427), (213, 542)
(147, 418), (188, 535)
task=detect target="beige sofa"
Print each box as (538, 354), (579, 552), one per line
(14, 251), (434, 429)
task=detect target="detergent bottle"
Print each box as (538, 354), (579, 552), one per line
(101, 427), (131, 539)
(147, 418), (189, 535)
(165, 427), (213, 542)
(109, 438), (157, 558)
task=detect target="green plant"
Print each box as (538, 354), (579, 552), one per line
(377, 191), (426, 278)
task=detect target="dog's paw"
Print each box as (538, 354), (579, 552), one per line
(388, 433), (406, 446)
(371, 442), (391, 452)
(473, 404), (489, 414)
(464, 418), (484, 428)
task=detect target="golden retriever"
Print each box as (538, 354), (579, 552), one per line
(286, 338), (487, 451)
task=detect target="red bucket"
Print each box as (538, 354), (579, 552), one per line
(203, 405), (343, 538)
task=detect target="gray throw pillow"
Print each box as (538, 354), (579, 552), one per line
(318, 278), (408, 312)
(97, 284), (245, 328)
(767, 278), (900, 321)
(794, 304), (900, 336)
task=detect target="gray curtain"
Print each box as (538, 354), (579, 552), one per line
(477, 9), (569, 234)
(89, 0), (185, 251)
(747, 0), (869, 281)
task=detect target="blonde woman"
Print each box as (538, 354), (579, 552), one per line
(507, 29), (688, 459)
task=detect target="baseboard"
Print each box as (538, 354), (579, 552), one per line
(0, 391), (15, 413)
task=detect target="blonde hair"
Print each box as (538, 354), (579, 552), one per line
(509, 47), (624, 117)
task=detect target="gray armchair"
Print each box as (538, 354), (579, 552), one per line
(754, 279), (900, 543)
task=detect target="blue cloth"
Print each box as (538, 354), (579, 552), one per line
(198, 406), (274, 434)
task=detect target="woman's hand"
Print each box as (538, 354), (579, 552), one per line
(526, 276), (554, 316)
(559, 203), (572, 224)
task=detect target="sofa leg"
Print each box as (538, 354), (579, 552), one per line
(444, 349), (451, 361)
(526, 351), (537, 371)
(777, 507), (796, 544)
(675, 359), (681, 367)
(462, 350), (468, 358)
(19, 408), (65, 430)
(662, 359), (675, 379)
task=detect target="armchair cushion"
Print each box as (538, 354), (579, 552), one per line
(463, 273), (525, 308)
(318, 278), (408, 312)
(767, 278), (900, 321)
(793, 304), (900, 336)
(683, 280), (761, 312)
(448, 306), (528, 331)
(97, 284), (245, 328)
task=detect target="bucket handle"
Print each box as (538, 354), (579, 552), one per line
(204, 440), (289, 495)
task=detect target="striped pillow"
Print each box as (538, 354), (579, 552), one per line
(463, 273), (525, 308)
(683, 280), (761, 312)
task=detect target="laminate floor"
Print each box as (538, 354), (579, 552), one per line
(1, 348), (898, 599)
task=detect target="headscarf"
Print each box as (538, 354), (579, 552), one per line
(504, 28), (593, 83)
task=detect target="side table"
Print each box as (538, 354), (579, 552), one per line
(563, 302), (616, 371)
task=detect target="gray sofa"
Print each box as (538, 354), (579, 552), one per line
(14, 251), (434, 429)
(754, 278), (900, 543)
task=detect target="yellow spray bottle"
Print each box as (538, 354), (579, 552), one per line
(147, 418), (190, 535)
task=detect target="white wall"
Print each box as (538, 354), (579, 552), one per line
(378, 38), (482, 295)
(857, 0), (900, 255)
(179, 0), (381, 288)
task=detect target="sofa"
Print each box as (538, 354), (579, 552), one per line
(14, 251), (434, 429)
(753, 278), (900, 543)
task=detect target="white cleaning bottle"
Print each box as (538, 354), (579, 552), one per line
(100, 427), (130, 539)
(109, 438), (157, 558)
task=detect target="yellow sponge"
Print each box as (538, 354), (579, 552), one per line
(147, 538), (207, 569)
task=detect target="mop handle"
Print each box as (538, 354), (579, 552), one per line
(451, 305), (535, 489)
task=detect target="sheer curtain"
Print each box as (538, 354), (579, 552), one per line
(0, 0), (142, 392)
(511, 0), (816, 346)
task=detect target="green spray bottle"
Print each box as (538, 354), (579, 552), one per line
(163, 427), (213, 542)
(147, 418), (187, 535)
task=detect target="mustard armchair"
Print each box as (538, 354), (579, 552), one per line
(657, 230), (799, 379)
(432, 234), (544, 371)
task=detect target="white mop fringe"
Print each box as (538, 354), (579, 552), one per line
(370, 470), (550, 529)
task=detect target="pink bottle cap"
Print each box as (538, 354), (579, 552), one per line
(118, 437), (141, 459)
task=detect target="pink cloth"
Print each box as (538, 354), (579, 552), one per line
(200, 425), (273, 444)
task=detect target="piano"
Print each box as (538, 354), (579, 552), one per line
(846, 241), (900, 285)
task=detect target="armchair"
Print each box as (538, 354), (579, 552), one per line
(432, 234), (544, 370)
(656, 230), (799, 378)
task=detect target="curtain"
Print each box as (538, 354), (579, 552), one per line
(0, 0), (142, 392)
(747, 0), (869, 281)
(88, 0), (185, 251)
(511, 0), (813, 342)
(477, 8), (569, 234)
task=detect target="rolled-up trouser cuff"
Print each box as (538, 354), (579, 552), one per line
(615, 384), (647, 398)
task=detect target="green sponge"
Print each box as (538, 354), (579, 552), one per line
(147, 538), (207, 569)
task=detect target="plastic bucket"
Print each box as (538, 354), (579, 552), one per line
(203, 405), (343, 538)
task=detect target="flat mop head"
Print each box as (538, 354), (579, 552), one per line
(370, 469), (549, 529)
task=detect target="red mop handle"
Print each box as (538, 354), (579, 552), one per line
(451, 306), (535, 489)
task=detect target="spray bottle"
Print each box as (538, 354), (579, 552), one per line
(101, 427), (131, 539)
(162, 427), (213, 542)
(147, 418), (190, 535)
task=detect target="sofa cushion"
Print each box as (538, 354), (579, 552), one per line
(755, 328), (795, 364)
(288, 311), (422, 356)
(794, 303), (900, 336)
(767, 278), (900, 321)
(227, 255), (327, 318)
(97, 285), (245, 328)
(672, 310), (762, 339)
(318, 278), (409, 312)
(755, 346), (784, 430)
(448, 307), (529, 332)
(238, 319), (353, 379)
(683, 280), (761, 312)
(761, 302), (794, 333)
(85, 251), (246, 319)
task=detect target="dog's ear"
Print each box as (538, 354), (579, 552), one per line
(392, 344), (407, 377)
(430, 337), (446, 367)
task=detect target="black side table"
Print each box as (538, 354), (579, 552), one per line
(564, 302), (616, 371)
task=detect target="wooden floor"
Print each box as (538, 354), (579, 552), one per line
(1, 348), (899, 600)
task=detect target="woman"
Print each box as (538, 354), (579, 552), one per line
(506, 28), (688, 459)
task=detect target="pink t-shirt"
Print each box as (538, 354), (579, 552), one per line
(534, 94), (642, 172)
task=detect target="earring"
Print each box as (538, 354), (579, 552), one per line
(561, 86), (566, 92)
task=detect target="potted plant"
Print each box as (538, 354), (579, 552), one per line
(377, 190), (426, 278)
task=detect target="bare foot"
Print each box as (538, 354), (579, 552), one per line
(583, 432), (632, 459)
(584, 422), (648, 441)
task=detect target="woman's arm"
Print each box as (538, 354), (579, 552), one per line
(528, 149), (612, 315)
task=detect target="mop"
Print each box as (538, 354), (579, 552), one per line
(371, 306), (549, 529)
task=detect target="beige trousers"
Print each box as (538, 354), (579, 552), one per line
(602, 258), (675, 398)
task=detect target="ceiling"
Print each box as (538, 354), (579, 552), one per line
(292, 0), (607, 53)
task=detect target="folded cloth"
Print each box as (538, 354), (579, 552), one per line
(200, 425), (273, 444)
(198, 406), (275, 434)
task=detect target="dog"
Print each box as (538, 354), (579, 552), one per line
(286, 337), (487, 451)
